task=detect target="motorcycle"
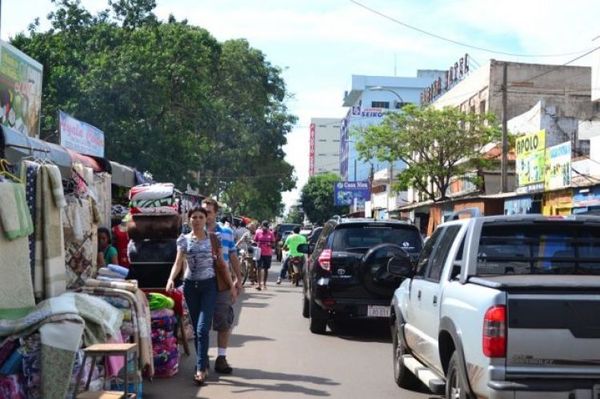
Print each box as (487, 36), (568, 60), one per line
(239, 244), (259, 285)
(288, 255), (305, 287)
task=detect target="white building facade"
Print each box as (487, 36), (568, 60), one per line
(309, 117), (341, 176)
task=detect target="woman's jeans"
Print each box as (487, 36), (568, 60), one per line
(183, 278), (217, 372)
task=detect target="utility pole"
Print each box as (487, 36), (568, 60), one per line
(353, 158), (357, 181)
(501, 62), (508, 193)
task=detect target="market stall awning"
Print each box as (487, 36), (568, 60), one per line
(110, 160), (136, 187)
(0, 125), (72, 177)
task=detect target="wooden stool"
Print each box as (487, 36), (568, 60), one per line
(74, 343), (138, 399)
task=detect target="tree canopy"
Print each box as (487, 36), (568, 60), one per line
(300, 173), (349, 225)
(354, 105), (500, 201)
(11, 0), (296, 220)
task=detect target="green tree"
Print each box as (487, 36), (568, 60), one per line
(11, 0), (296, 217)
(285, 205), (304, 224)
(300, 173), (349, 225)
(354, 105), (500, 201)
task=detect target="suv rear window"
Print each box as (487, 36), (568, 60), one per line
(332, 224), (422, 253)
(477, 223), (600, 275)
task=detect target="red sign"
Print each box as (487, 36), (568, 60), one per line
(309, 123), (315, 176)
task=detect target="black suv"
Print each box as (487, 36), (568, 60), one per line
(300, 218), (422, 334)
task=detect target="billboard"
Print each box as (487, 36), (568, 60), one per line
(59, 111), (105, 157)
(545, 141), (571, 190)
(516, 130), (546, 187)
(334, 181), (370, 207)
(0, 40), (43, 138)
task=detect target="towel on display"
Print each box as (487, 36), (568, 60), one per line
(0, 181), (34, 240)
(147, 293), (174, 311)
(0, 374), (27, 399)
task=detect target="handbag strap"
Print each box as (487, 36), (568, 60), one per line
(208, 232), (221, 258)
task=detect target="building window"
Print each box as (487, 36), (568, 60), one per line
(318, 139), (327, 142)
(395, 102), (407, 109)
(479, 100), (486, 114)
(332, 139), (340, 142)
(371, 101), (389, 108)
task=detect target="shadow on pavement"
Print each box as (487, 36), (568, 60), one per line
(213, 367), (339, 396)
(228, 333), (275, 348)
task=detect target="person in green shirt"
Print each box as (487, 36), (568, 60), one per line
(97, 227), (119, 267)
(277, 226), (307, 284)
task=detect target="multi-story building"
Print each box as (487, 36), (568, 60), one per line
(340, 71), (446, 182)
(309, 117), (341, 176)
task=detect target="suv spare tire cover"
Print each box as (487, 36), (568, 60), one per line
(359, 243), (410, 298)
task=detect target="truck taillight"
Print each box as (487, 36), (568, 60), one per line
(483, 305), (506, 358)
(318, 249), (332, 271)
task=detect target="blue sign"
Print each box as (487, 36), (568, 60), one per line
(334, 181), (370, 206)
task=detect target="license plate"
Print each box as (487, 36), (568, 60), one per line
(367, 305), (390, 318)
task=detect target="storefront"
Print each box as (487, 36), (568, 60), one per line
(542, 189), (573, 215)
(572, 185), (600, 214)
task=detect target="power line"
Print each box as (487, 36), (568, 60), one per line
(349, 0), (596, 58)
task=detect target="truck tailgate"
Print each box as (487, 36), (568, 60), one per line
(506, 288), (600, 377)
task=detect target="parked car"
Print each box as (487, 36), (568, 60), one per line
(274, 223), (301, 261)
(389, 209), (600, 398)
(299, 217), (423, 334)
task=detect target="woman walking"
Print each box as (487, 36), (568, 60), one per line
(166, 207), (232, 385)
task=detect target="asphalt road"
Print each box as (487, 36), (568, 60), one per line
(144, 261), (435, 399)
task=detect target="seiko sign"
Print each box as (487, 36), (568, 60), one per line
(421, 53), (470, 105)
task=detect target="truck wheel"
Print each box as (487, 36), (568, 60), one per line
(392, 324), (419, 389)
(309, 299), (327, 334)
(446, 352), (472, 399)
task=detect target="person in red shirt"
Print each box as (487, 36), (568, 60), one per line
(111, 214), (131, 268)
(253, 220), (275, 290)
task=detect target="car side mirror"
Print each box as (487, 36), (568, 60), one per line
(297, 243), (310, 254)
(387, 256), (414, 278)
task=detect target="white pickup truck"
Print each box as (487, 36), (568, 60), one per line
(389, 211), (600, 399)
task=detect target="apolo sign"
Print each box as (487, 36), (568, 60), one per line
(516, 130), (546, 187)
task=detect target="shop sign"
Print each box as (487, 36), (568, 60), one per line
(0, 40), (43, 138)
(544, 142), (571, 190)
(573, 186), (600, 207)
(334, 181), (370, 206)
(516, 130), (546, 187)
(309, 123), (316, 176)
(59, 111), (105, 157)
(352, 107), (385, 118)
(421, 53), (470, 105)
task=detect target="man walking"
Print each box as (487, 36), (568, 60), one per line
(253, 221), (275, 290)
(202, 198), (242, 374)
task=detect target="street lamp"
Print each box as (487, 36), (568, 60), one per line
(370, 86), (406, 109)
(370, 86), (405, 220)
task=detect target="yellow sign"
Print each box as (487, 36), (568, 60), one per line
(516, 130), (546, 186)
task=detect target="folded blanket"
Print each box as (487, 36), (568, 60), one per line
(85, 278), (138, 292)
(0, 292), (123, 399)
(129, 183), (174, 201)
(0, 182), (33, 240)
(107, 264), (130, 278)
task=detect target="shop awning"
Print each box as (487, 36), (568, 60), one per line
(0, 125), (72, 177)
(110, 160), (136, 187)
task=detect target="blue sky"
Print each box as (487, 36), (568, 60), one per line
(4, 0), (600, 210)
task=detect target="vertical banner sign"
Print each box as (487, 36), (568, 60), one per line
(309, 123), (316, 176)
(516, 130), (546, 187)
(59, 111), (105, 157)
(545, 142), (571, 190)
(0, 40), (43, 138)
(334, 181), (371, 207)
